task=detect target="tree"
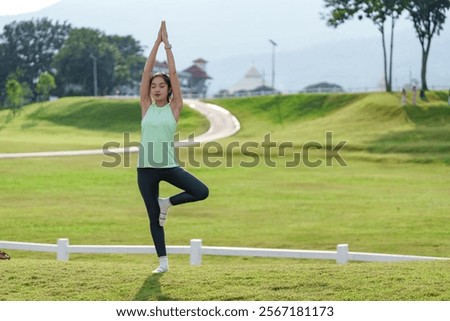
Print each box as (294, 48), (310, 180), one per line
(405, 0), (450, 91)
(0, 19), (146, 99)
(0, 18), (71, 100)
(53, 29), (146, 96)
(107, 34), (146, 93)
(323, 0), (406, 92)
(6, 79), (24, 114)
(52, 28), (120, 96)
(36, 72), (57, 101)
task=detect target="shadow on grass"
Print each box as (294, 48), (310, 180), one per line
(132, 273), (174, 301)
(367, 104), (450, 163)
(403, 104), (450, 126)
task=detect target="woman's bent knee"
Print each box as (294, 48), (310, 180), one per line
(198, 185), (209, 201)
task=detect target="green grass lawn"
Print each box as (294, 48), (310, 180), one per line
(1, 259), (449, 300)
(0, 92), (449, 301)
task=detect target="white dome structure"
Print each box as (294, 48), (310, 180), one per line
(228, 66), (266, 94)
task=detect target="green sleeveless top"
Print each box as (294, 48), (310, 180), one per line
(138, 103), (178, 168)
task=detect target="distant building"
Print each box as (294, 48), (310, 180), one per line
(180, 58), (212, 98)
(218, 65), (275, 97)
(153, 60), (169, 74)
(229, 66), (265, 94)
(142, 58), (212, 98)
(302, 82), (344, 93)
(115, 58), (212, 97)
(116, 60), (170, 96)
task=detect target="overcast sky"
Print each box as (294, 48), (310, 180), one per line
(0, 0), (60, 15)
(0, 0), (423, 56)
(1, 0), (449, 93)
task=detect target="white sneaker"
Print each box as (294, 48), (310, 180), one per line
(152, 266), (168, 274)
(158, 198), (171, 227)
(152, 256), (169, 273)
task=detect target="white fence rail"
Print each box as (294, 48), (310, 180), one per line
(1, 239), (448, 265)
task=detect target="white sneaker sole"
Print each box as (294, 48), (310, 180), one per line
(152, 266), (168, 274)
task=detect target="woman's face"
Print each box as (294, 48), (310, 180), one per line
(150, 76), (169, 103)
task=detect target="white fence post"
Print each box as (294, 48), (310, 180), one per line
(57, 238), (69, 261)
(336, 244), (349, 264)
(190, 239), (202, 266)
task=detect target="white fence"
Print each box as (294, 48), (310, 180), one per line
(1, 239), (448, 265)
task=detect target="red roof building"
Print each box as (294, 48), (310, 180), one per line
(147, 58), (212, 98)
(180, 58), (212, 97)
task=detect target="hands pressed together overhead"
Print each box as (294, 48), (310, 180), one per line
(156, 21), (170, 48)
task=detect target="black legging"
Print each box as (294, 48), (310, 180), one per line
(137, 166), (209, 257)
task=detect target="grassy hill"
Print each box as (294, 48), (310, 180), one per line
(1, 92), (449, 301)
(209, 91), (450, 163)
(0, 97), (209, 153)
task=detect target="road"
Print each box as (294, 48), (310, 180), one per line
(0, 100), (240, 159)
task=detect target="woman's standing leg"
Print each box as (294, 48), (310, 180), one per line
(137, 168), (169, 272)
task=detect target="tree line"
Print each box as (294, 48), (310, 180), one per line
(323, 0), (450, 92)
(0, 18), (145, 110)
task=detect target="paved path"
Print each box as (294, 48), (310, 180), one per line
(0, 100), (240, 159)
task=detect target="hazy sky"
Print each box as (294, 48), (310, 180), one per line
(0, 0), (60, 15)
(0, 0), (412, 56)
(2, 0), (445, 59)
(1, 0), (449, 92)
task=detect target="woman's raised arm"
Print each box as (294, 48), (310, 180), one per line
(161, 21), (183, 121)
(140, 26), (162, 115)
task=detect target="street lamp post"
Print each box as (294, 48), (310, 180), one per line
(90, 54), (98, 96)
(269, 39), (277, 90)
